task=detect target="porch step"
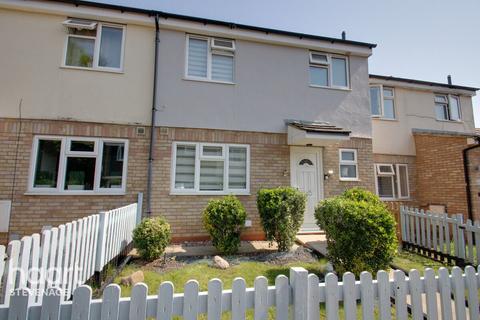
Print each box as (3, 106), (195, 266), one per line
(296, 234), (328, 256)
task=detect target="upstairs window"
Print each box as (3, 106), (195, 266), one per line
(435, 94), (461, 121)
(370, 85), (395, 119)
(29, 136), (128, 194)
(309, 52), (349, 89)
(172, 142), (249, 194)
(186, 35), (235, 83)
(63, 19), (125, 71)
(375, 163), (409, 199)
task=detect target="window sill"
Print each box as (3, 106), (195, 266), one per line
(372, 117), (397, 122)
(435, 119), (463, 123)
(339, 178), (360, 182)
(183, 77), (235, 86)
(380, 197), (412, 201)
(60, 65), (124, 74)
(24, 191), (126, 196)
(309, 85), (351, 92)
(170, 190), (250, 196)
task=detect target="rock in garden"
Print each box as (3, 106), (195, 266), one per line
(213, 255), (229, 269)
(120, 270), (144, 286)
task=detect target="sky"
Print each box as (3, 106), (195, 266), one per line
(96, 0), (480, 125)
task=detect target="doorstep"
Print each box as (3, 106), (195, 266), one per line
(296, 234), (328, 256)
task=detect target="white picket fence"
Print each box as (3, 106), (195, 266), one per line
(400, 206), (480, 266)
(0, 265), (479, 320)
(0, 194), (142, 306)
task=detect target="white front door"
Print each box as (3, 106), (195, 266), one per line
(290, 147), (323, 232)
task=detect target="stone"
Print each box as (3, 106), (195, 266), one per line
(213, 255), (229, 269)
(120, 270), (144, 286)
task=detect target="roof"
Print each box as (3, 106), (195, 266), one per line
(412, 128), (479, 138)
(370, 74), (479, 92)
(286, 120), (351, 135)
(51, 0), (377, 49)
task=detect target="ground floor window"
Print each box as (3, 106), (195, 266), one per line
(29, 136), (128, 194)
(171, 142), (250, 194)
(339, 149), (358, 181)
(375, 163), (409, 200)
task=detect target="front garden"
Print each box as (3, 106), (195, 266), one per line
(108, 187), (456, 316)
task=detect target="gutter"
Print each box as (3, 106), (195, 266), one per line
(463, 136), (480, 221)
(146, 14), (160, 217)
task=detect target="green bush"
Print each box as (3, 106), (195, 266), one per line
(257, 187), (307, 252)
(315, 188), (397, 275)
(202, 195), (247, 255)
(133, 217), (171, 261)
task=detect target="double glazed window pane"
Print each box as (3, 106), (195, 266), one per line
(397, 165), (409, 198)
(378, 176), (394, 198)
(383, 99), (395, 119)
(212, 54), (234, 82)
(65, 37), (94, 67)
(98, 26), (123, 68)
(64, 157), (95, 190)
(188, 38), (208, 78)
(341, 151), (355, 161)
(310, 66), (328, 86)
(340, 164), (356, 178)
(228, 147), (247, 189)
(435, 103), (448, 120)
(71, 140), (95, 152)
(100, 143), (124, 188)
(449, 97), (460, 121)
(175, 145), (196, 189)
(200, 161), (224, 191)
(370, 87), (381, 116)
(332, 57), (347, 87)
(34, 140), (61, 188)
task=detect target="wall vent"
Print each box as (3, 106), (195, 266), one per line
(136, 127), (146, 136)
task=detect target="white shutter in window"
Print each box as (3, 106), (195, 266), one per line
(175, 145), (196, 189)
(212, 54), (234, 82)
(200, 160), (224, 190)
(187, 38), (208, 78)
(228, 147), (247, 189)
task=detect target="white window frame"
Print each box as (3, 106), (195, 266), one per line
(374, 163), (410, 200)
(185, 35), (236, 84)
(171, 142), (250, 195)
(338, 149), (358, 181)
(309, 51), (349, 89)
(434, 94), (462, 121)
(369, 85), (396, 119)
(28, 136), (129, 195)
(62, 21), (126, 73)
(396, 164), (410, 199)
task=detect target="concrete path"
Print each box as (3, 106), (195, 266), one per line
(295, 233), (328, 256)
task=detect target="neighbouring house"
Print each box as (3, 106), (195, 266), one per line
(369, 75), (479, 222)
(0, 0), (478, 244)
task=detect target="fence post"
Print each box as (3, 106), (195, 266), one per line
(456, 214), (466, 262)
(290, 267), (308, 320)
(136, 193), (143, 225)
(94, 211), (108, 273)
(400, 206), (406, 244)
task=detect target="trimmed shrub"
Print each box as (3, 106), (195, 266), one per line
(315, 188), (397, 275)
(257, 187), (307, 252)
(133, 217), (171, 261)
(202, 195), (247, 255)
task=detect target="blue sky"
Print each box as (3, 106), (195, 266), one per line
(96, 0), (480, 125)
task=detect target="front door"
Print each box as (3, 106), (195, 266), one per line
(290, 147), (323, 232)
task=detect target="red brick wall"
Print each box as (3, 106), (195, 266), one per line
(413, 133), (469, 219)
(0, 118), (149, 242)
(0, 118), (375, 244)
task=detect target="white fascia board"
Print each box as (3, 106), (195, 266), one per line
(369, 78), (476, 97)
(0, 0), (373, 57)
(158, 17), (373, 57)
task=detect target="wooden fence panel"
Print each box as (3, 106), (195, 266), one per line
(0, 199), (140, 307)
(0, 266), (480, 320)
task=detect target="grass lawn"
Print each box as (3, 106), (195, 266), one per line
(115, 260), (329, 296)
(392, 250), (452, 275)
(114, 259), (402, 319)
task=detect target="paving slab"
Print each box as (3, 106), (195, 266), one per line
(296, 234), (327, 256)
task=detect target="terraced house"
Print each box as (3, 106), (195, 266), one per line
(0, 0), (478, 244)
